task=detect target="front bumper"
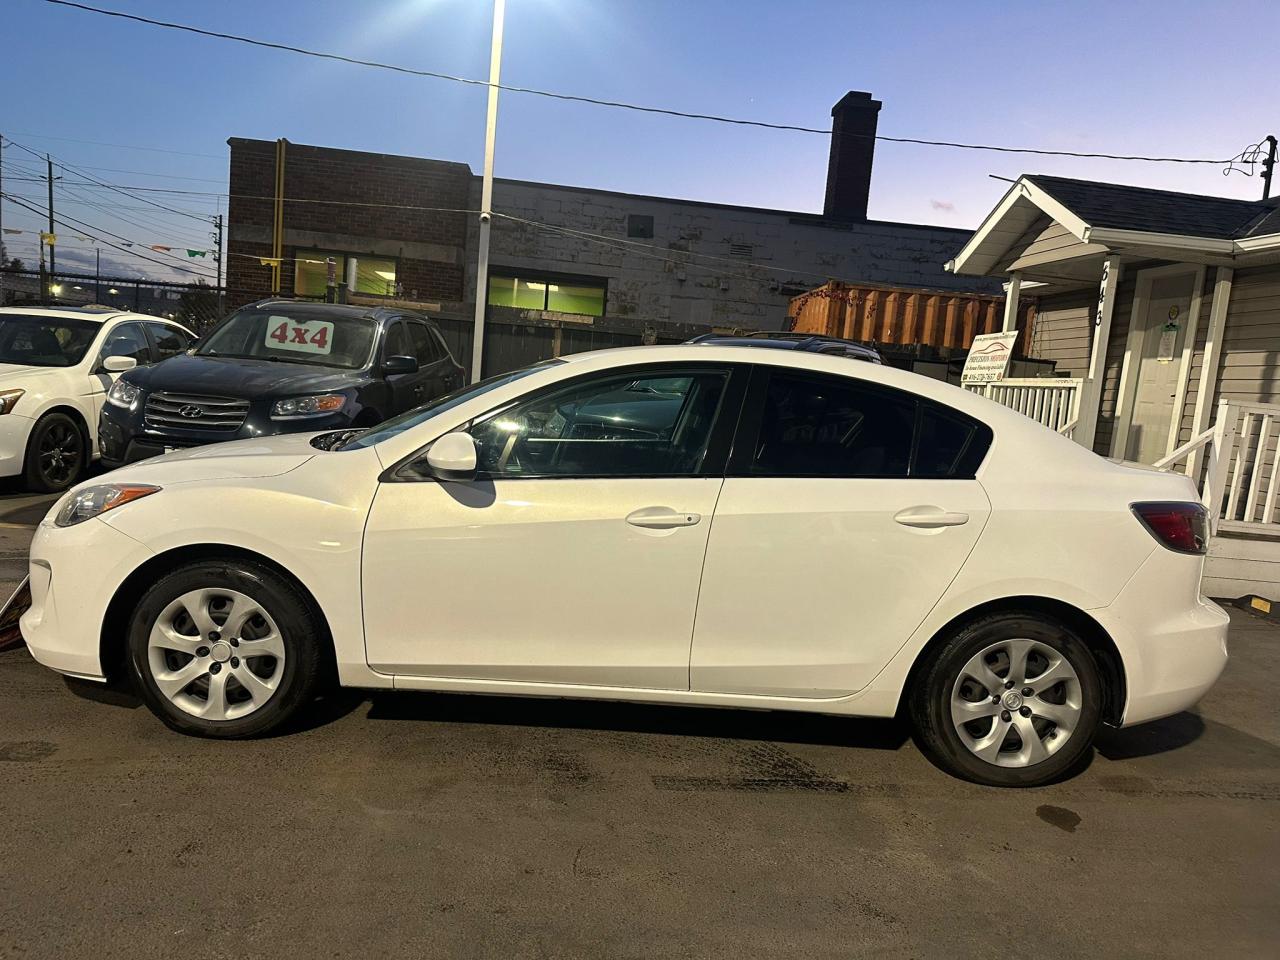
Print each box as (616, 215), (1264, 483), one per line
(1093, 546), (1230, 727)
(20, 514), (155, 680)
(0, 413), (35, 478)
(99, 401), (353, 468)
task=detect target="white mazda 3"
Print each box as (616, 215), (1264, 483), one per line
(20, 344), (1229, 786)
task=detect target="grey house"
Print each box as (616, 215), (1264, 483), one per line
(947, 175), (1280, 601)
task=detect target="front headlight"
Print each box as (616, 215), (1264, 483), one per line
(54, 483), (161, 528)
(106, 379), (141, 411)
(271, 394), (346, 420)
(0, 389), (24, 415)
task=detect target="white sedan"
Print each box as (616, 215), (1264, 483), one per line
(20, 344), (1229, 786)
(0, 306), (196, 491)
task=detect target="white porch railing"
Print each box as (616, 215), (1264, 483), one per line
(1155, 398), (1280, 536)
(968, 378), (1083, 437)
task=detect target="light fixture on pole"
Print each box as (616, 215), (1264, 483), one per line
(469, 0), (506, 384)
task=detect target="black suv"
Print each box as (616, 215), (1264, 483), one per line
(98, 300), (464, 467)
(687, 332), (883, 363)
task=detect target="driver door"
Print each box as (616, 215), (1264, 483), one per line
(361, 363), (744, 688)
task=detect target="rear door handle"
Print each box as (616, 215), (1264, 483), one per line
(893, 506), (969, 528)
(626, 507), (702, 529)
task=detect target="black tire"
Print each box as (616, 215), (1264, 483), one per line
(127, 559), (326, 738)
(23, 412), (85, 492)
(909, 612), (1103, 787)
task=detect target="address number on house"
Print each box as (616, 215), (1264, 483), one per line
(265, 317), (334, 355)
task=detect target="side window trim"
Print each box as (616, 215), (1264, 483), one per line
(384, 362), (751, 483)
(408, 320), (440, 366)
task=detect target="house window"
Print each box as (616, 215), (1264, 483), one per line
(294, 250), (398, 297)
(627, 215), (654, 239)
(488, 274), (606, 317)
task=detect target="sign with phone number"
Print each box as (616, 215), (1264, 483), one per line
(265, 317), (334, 355)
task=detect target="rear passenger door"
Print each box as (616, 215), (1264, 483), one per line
(406, 319), (460, 401)
(689, 366), (992, 699)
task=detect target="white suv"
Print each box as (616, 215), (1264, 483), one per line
(0, 306), (196, 491)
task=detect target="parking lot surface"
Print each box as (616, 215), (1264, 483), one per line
(0, 495), (1277, 959)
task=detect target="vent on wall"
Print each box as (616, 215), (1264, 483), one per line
(627, 214), (654, 239)
(728, 242), (754, 259)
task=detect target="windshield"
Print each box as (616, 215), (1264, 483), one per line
(197, 308), (377, 369)
(0, 315), (100, 368)
(341, 359), (564, 450)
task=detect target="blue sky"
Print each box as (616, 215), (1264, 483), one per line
(1, 0), (1275, 281)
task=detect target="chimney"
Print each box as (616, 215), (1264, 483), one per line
(823, 91), (882, 221)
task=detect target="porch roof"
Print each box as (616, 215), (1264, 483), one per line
(946, 175), (1280, 285)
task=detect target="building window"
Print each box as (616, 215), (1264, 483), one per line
(627, 214), (654, 239)
(294, 250), (398, 298)
(488, 273), (606, 317)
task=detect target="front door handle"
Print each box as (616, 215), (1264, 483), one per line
(626, 507), (702, 529)
(893, 506), (969, 528)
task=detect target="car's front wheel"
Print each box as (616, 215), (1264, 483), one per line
(127, 559), (325, 737)
(24, 412), (85, 492)
(910, 612), (1103, 787)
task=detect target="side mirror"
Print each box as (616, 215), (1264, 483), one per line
(102, 356), (137, 373)
(383, 355), (419, 376)
(425, 431), (478, 480)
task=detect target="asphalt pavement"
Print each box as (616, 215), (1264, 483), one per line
(0, 493), (1277, 959)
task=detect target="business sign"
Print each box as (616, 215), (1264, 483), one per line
(961, 331), (1019, 384)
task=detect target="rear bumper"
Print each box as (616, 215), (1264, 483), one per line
(1092, 548), (1230, 727)
(20, 516), (155, 681)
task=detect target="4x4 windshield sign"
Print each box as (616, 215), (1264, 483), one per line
(266, 316), (334, 356)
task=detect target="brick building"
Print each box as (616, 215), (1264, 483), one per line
(226, 91), (997, 339)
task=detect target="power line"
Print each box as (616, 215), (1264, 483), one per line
(1, 130), (222, 160)
(3, 136), (216, 222)
(2, 192), (217, 278)
(40, 0), (1236, 166)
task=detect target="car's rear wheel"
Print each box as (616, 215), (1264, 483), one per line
(910, 612), (1103, 787)
(24, 412), (85, 492)
(127, 560), (325, 738)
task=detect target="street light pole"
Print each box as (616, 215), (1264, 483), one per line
(469, 0), (506, 384)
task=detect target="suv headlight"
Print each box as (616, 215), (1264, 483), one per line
(0, 389), (24, 415)
(271, 394), (346, 420)
(106, 379), (141, 411)
(55, 483), (161, 528)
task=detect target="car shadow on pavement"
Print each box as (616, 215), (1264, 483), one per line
(1093, 710), (1205, 760)
(362, 690), (911, 751)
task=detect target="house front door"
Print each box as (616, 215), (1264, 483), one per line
(1124, 272), (1197, 463)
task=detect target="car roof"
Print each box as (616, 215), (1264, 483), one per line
(0, 305), (144, 323)
(241, 298), (431, 323)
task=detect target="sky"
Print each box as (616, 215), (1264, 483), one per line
(0, 0), (1276, 283)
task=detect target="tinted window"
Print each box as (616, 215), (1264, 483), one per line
(916, 405), (982, 479)
(384, 321), (412, 360)
(750, 372), (914, 478)
(148, 323), (192, 360)
(0, 314), (98, 367)
(407, 322), (439, 364)
(101, 322), (152, 366)
(197, 308), (376, 369)
(469, 369), (727, 479)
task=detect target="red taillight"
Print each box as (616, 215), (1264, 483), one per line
(1131, 502), (1208, 555)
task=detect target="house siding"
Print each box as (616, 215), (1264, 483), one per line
(1025, 288), (1094, 377)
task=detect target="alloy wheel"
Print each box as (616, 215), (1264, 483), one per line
(146, 588), (286, 721)
(949, 638), (1082, 768)
(38, 422), (81, 488)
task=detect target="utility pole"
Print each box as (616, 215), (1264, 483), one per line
(46, 155), (55, 287)
(95, 247), (101, 302)
(213, 213), (224, 315)
(469, 0), (506, 383)
(1262, 136), (1277, 201)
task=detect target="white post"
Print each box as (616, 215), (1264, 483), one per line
(1203, 398), (1236, 534)
(1002, 271), (1021, 333)
(1074, 256), (1122, 452)
(1187, 267), (1234, 477)
(469, 0), (506, 384)
(345, 257), (358, 296)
